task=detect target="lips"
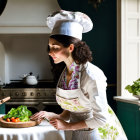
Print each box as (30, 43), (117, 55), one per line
(52, 57), (57, 60)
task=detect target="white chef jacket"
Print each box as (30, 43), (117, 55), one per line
(79, 62), (108, 128)
(57, 61), (108, 129)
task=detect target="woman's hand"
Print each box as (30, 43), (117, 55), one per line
(30, 111), (60, 121)
(50, 119), (88, 130)
(49, 118), (71, 130)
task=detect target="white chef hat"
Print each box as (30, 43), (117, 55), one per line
(46, 10), (93, 40)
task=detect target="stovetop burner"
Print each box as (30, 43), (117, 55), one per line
(3, 81), (57, 88)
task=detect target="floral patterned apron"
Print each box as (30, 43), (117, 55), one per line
(56, 70), (128, 140)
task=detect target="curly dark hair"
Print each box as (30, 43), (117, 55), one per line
(49, 35), (92, 64)
(48, 35), (93, 81)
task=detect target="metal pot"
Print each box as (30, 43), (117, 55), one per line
(23, 72), (38, 85)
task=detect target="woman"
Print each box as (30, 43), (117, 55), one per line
(31, 10), (127, 140)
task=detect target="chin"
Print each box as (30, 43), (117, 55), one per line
(53, 60), (61, 64)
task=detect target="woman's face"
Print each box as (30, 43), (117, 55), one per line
(48, 38), (70, 64)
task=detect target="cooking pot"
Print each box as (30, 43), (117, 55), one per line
(23, 72), (38, 85)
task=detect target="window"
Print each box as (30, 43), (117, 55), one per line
(117, 0), (140, 96)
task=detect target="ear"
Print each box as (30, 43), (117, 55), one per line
(69, 44), (74, 53)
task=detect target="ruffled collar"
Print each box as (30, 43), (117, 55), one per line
(64, 62), (80, 82)
(69, 62), (80, 73)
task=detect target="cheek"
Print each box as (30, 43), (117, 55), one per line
(57, 49), (69, 58)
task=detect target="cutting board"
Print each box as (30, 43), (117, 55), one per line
(0, 117), (39, 128)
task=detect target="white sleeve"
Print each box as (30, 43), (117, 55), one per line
(84, 75), (108, 129)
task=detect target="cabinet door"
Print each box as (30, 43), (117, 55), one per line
(136, 109), (140, 140)
(0, 103), (5, 114)
(117, 102), (140, 140)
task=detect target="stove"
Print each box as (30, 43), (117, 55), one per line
(3, 81), (57, 88)
(0, 81), (62, 114)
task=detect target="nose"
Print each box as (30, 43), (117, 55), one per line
(48, 50), (54, 56)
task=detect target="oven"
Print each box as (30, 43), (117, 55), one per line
(0, 81), (63, 114)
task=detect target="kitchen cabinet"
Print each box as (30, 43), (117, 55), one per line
(114, 97), (140, 140)
(0, 104), (5, 114)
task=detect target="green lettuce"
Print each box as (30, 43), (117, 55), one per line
(3, 105), (32, 122)
(125, 78), (140, 95)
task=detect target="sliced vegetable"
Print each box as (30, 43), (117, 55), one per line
(10, 117), (15, 121)
(6, 118), (10, 122)
(16, 118), (20, 122)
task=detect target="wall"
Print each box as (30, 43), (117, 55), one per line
(0, 0), (60, 33)
(58, 0), (117, 111)
(0, 34), (53, 84)
(0, 0), (62, 84)
(0, 42), (5, 84)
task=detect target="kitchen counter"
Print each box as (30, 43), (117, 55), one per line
(114, 96), (140, 106)
(114, 96), (140, 140)
(0, 115), (71, 140)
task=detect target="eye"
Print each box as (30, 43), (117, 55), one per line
(53, 46), (59, 49)
(49, 45), (61, 52)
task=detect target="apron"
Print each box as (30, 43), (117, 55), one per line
(56, 68), (128, 140)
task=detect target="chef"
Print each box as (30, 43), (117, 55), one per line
(31, 10), (127, 140)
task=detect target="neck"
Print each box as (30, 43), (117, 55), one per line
(64, 56), (74, 74)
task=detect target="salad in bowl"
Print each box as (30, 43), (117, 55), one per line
(3, 105), (32, 122)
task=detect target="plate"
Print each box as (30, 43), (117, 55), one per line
(0, 117), (38, 128)
(133, 95), (140, 99)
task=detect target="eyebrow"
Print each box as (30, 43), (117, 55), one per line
(49, 43), (60, 47)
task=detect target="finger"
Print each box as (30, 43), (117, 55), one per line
(53, 124), (57, 129)
(30, 116), (38, 120)
(55, 124), (60, 130)
(50, 121), (57, 127)
(49, 121), (56, 125)
(49, 121), (56, 126)
(37, 112), (48, 119)
(36, 119), (42, 125)
(50, 118), (56, 122)
(53, 120), (58, 129)
(30, 115), (39, 120)
(30, 112), (43, 118)
(39, 118), (44, 122)
(31, 112), (45, 120)
(36, 113), (45, 119)
(49, 120), (55, 123)
(30, 112), (39, 118)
